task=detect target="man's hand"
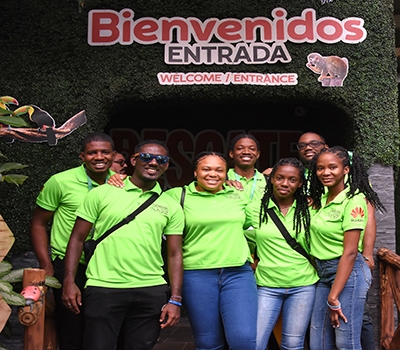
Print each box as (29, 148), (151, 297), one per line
(108, 173), (127, 188)
(159, 303), (180, 329)
(62, 280), (82, 315)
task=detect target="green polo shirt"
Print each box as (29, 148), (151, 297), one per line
(227, 168), (267, 203)
(36, 165), (114, 263)
(250, 200), (318, 288)
(76, 179), (184, 288)
(166, 182), (252, 270)
(310, 188), (367, 260)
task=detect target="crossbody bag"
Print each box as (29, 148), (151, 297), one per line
(83, 193), (159, 263)
(266, 208), (312, 263)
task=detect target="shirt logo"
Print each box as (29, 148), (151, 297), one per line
(327, 209), (341, 220)
(351, 207), (365, 219)
(227, 193), (242, 200)
(152, 204), (169, 215)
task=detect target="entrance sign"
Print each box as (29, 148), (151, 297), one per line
(88, 7), (366, 87)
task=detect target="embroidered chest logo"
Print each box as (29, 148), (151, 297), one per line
(151, 204), (169, 215)
(327, 209), (341, 220)
(227, 193), (242, 200)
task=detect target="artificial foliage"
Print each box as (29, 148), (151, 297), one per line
(0, 0), (398, 255)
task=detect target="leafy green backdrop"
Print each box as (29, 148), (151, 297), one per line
(0, 0), (397, 255)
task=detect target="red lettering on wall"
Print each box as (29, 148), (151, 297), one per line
(133, 19), (159, 44)
(167, 130), (194, 187)
(109, 128), (305, 188)
(88, 10), (120, 45)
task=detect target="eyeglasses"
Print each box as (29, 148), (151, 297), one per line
(296, 140), (325, 151)
(134, 153), (170, 165)
(113, 160), (126, 166)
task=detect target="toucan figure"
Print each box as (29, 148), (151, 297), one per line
(15, 105), (57, 146)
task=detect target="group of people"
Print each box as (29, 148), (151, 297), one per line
(29, 131), (382, 350)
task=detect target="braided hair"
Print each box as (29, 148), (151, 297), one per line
(259, 158), (311, 246)
(308, 146), (385, 211)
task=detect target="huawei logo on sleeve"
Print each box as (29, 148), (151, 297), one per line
(351, 207), (365, 219)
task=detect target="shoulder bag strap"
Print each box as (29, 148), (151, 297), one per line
(266, 208), (311, 262)
(93, 192), (159, 246)
(180, 187), (186, 208)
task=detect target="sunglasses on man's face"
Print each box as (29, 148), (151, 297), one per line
(134, 153), (170, 165)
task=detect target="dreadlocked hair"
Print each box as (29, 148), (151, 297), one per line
(259, 158), (311, 247)
(309, 146), (385, 211)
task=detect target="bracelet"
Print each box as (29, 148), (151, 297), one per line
(170, 295), (182, 300)
(168, 299), (182, 307)
(326, 300), (341, 310)
(363, 256), (370, 262)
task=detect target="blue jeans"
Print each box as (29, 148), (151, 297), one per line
(310, 253), (372, 350)
(256, 284), (316, 350)
(183, 263), (257, 350)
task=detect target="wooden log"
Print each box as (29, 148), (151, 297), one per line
(377, 247), (400, 270)
(43, 289), (57, 350)
(389, 325), (400, 350)
(380, 262), (395, 350)
(21, 269), (46, 350)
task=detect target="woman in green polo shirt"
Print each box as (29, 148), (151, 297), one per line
(253, 158), (318, 350)
(167, 151), (257, 350)
(308, 146), (384, 350)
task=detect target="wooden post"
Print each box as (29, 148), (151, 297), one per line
(21, 268), (46, 350)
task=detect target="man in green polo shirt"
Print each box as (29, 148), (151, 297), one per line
(62, 140), (184, 350)
(227, 133), (267, 204)
(30, 132), (116, 350)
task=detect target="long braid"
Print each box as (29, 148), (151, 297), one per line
(309, 146), (385, 211)
(259, 158), (311, 247)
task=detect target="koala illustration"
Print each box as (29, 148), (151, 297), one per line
(306, 53), (348, 87)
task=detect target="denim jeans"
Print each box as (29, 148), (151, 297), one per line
(256, 284), (316, 350)
(310, 253), (372, 350)
(361, 299), (375, 350)
(183, 262), (257, 350)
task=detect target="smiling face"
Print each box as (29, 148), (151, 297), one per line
(229, 137), (260, 170)
(316, 152), (349, 191)
(271, 164), (302, 202)
(297, 132), (327, 167)
(79, 141), (115, 179)
(130, 143), (169, 187)
(194, 155), (227, 194)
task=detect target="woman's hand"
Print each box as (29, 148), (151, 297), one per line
(327, 300), (347, 328)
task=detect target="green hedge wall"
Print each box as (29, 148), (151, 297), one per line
(0, 0), (398, 255)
